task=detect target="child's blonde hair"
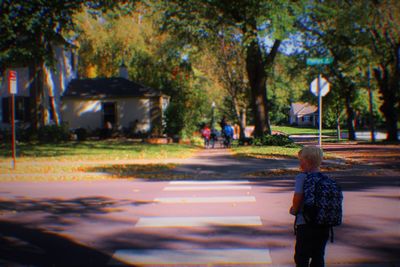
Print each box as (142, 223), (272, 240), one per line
(298, 145), (323, 169)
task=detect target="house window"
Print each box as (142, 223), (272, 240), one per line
(102, 102), (116, 127)
(1, 97), (30, 123)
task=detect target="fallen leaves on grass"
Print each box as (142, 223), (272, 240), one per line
(235, 153), (296, 160)
(246, 169), (299, 177)
(246, 164), (351, 177)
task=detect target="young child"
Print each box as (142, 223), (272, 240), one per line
(201, 124), (211, 148)
(290, 145), (330, 267)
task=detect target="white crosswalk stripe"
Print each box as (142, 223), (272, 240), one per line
(111, 248), (272, 265)
(164, 185), (252, 191)
(135, 216), (262, 227)
(169, 180), (250, 185)
(154, 196), (256, 203)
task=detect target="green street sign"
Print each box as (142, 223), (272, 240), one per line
(306, 57), (333, 66)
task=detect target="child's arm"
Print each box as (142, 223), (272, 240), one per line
(290, 193), (304, 215)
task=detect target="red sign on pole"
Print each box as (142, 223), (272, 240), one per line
(9, 70), (16, 79)
(8, 70), (17, 94)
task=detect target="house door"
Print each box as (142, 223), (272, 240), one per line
(102, 102), (117, 127)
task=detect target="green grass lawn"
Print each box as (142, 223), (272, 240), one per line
(232, 145), (301, 159)
(0, 140), (199, 180)
(0, 140), (198, 161)
(0, 128), (345, 181)
(272, 125), (339, 136)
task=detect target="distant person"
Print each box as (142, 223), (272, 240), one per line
(210, 128), (218, 148)
(104, 121), (112, 138)
(223, 122), (234, 148)
(201, 124), (211, 148)
(219, 116), (227, 136)
(290, 146), (343, 267)
(130, 119), (139, 136)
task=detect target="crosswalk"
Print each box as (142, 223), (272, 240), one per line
(111, 180), (272, 266)
(154, 196), (256, 203)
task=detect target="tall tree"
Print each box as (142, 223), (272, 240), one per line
(298, 1), (374, 140)
(157, 0), (301, 137)
(366, 0), (399, 141)
(74, 4), (212, 138)
(200, 30), (249, 139)
(298, 0), (399, 141)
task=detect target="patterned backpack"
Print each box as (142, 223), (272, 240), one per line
(303, 172), (343, 227)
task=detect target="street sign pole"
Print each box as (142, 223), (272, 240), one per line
(318, 74), (322, 147)
(11, 94), (16, 169)
(8, 70), (17, 169)
(307, 57), (333, 147)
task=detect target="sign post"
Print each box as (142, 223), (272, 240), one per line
(317, 75), (323, 146)
(8, 70), (17, 169)
(307, 58), (332, 146)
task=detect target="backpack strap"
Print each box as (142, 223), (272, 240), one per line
(305, 172), (321, 181)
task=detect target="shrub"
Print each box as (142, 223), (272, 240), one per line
(238, 137), (253, 146)
(74, 128), (88, 141)
(0, 128), (9, 142)
(18, 127), (38, 142)
(253, 134), (295, 146)
(190, 136), (204, 146)
(38, 124), (70, 143)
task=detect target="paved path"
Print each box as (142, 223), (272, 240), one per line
(162, 148), (299, 179)
(0, 146), (399, 266)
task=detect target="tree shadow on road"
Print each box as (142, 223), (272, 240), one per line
(249, 169), (400, 193)
(0, 195), (157, 266)
(0, 196), (150, 217)
(99, 223), (294, 251)
(0, 220), (129, 266)
(335, 219), (400, 262)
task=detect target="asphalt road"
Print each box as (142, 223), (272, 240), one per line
(0, 146), (399, 266)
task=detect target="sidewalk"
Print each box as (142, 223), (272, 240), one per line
(162, 148), (299, 179)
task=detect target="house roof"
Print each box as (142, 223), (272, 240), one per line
(291, 102), (317, 117)
(63, 77), (162, 98)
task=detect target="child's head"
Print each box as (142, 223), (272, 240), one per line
(298, 145), (323, 171)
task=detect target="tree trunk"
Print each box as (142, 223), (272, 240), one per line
(245, 39), (280, 137)
(336, 104), (341, 140)
(43, 65), (60, 126)
(374, 66), (399, 141)
(49, 96), (60, 126)
(29, 63), (44, 131)
(344, 91), (356, 141)
(334, 70), (356, 141)
(240, 108), (246, 139)
(232, 97), (246, 140)
(367, 67), (375, 142)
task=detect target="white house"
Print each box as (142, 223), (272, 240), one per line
(61, 65), (169, 135)
(289, 102), (318, 127)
